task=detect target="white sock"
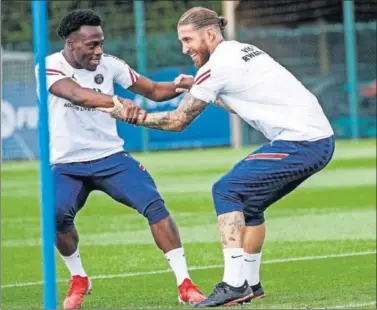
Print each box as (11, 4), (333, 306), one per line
(165, 247), (190, 286)
(243, 252), (262, 286)
(222, 248), (245, 287)
(61, 248), (87, 277)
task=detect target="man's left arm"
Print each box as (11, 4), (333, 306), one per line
(136, 92), (209, 131)
(107, 55), (181, 102)
(128, 76), (182, 102)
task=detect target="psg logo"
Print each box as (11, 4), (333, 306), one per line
(94, 74), (104, 84)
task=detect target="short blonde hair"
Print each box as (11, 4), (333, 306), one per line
(178, 7), (228, 31)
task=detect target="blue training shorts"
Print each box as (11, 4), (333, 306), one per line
(52, 151), (166, 234)
(212, 136), (335, 226)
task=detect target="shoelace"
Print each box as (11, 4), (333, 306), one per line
(207, 282), (228, 298)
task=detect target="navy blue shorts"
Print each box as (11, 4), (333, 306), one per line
(212, 136), (335, 226)
(52, 152), (165, 234)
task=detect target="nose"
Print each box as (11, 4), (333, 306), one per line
(182, 45), (189, 55)
(94, 45), (103, 56)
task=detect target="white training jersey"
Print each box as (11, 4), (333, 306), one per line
(190, 40), (334, 142)
(35, 51), (139, 164)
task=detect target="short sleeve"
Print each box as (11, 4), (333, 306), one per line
(35, 56), (70, 92)
(189, 66), (227, 104)
(103, 54), (140, 89)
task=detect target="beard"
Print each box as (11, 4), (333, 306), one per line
(193, 47), (210, 68)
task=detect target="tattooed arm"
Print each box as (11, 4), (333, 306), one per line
(174, 74), (235, 114)
(137, 93), (209, 131)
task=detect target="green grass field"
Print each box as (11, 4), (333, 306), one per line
(1, 139), (376, 309)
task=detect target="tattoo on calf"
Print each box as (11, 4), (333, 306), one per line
(218, 212), (245, 246)
(229, 215), (244, 236)
(219, 215), (227, 229)
(221, 231), (228, 246)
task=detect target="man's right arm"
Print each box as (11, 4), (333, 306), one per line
(174, 74), (236, 114)
(49, 78), (145, 124)
(50, 78), (115, 109)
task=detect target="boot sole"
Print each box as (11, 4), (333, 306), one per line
(242, 293), (265, 304)
(178, 296), (205, 306)
(223, 292), (254, 307)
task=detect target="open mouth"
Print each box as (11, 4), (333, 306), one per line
(190, 54), (198, 61)
(90, 59), (100, 66)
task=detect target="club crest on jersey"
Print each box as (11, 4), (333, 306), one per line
(94, 74), (104, 84)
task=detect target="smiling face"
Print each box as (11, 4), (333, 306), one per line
(177, 24), (211, 68)
(67, 25), (104, 71)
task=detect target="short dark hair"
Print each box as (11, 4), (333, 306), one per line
(56, 9), (102, 39)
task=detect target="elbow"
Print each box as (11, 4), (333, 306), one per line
(172, 124), (185, 132)
(170, 113), (187, 132)
(161, 122), (184, 132)
(162, 121), (186, 132)
(173, 121), (190, 132)
(172, 114), (194, 132)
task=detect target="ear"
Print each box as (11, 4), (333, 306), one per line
(66, 38), (75, 50)
(205, 27), (216, 42)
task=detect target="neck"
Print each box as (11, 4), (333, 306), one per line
(208, 37), (225, 55)
(62, 47), (83, 69)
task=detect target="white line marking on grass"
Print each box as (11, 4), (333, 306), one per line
(2, 250), (375, 289)
(262, 301), (376, 309)
(318, 301), (376, 309)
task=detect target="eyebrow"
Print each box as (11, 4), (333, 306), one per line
(84, 39), (104, 45)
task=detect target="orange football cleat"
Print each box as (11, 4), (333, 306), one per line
(63, 275), (92, 309)
(178, 278), (206, 305)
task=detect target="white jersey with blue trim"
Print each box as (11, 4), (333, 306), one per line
(190, 40), (334, 142)
(35, 52), (139, 164)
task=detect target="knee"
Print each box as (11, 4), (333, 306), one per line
(143, 199), (170, 225)
(55, 202), (75, 234)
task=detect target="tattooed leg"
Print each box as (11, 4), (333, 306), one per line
(218, 212), (247, 288)
(217, 211), (245, 248)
